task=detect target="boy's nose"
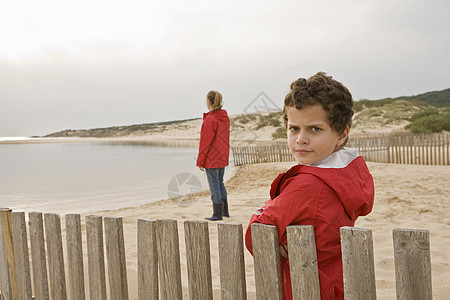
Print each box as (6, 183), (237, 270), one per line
(296, 133), (309, 144)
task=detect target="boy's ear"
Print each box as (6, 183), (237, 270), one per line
(337, 126), (350, 146)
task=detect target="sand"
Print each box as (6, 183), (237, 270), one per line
(80, 159), (450, 299)
(3, 134), (448, 298)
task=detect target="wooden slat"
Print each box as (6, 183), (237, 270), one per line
(250, 223), (282, 300)
(11, 212), (32, 300)
(44, 213), (67, 300)
(286, 225), (320, 300)
(438, 134), (442, 165)
(433, 134), (437, 165)
(184, 221), (213, 300)
(137, 219), (158, 300)
(104, 217), (129, 300)
(217, 223), (247, 300)
(0, 209), (13, 300)
(28, 212), (50, 300)
(445, 135), (450, 165)
(393, 228), (432, 300)
(387, 136), (391, 163)
(65, 214), (85, 300)
(156, 219), (182, 300)
(0, 209), (18, 300)
(340, 227), (376, 300)
(86, 215), (107, 300)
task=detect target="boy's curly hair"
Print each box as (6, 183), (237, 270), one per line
(283, 72), (354, 136)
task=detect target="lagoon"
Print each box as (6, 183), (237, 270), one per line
(0, 140), (233, 214)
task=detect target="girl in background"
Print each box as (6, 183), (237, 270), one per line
(197, 90), (230, 221)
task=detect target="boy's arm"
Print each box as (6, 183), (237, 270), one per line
(245, 176), (320, 255)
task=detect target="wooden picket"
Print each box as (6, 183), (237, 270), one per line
(28, 212), (50, 300)
(0, 209), (16, 300)
(393, 228), (433, 300)
(0, 210), (436, 300)
(104, 217), (129, 300)
(251, 223), (283, 300)
(286, 225), (320, 300)
(217, 223), (247, 300)
(66, 214), (85, 300)
(137, 219), (159, 300)
(10, 212), (32, 300)
(44, 213), (67, 300)
(340, 227), (376, 299)
(156, 219), (183, 300)
(184, 221), (213, 299)
(85, 215), (107, 300)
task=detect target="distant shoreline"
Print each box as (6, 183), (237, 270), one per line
(0, 135), (200, 145)
(0, 134), (280, 146)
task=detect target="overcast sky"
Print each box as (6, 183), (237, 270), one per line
(1, 0), (449, 137)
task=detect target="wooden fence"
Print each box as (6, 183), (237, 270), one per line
(232, 133), (450, 166)
(232, 143), (294, 166)
(347, 133), (450, 165)
(0, 208), (433, 299)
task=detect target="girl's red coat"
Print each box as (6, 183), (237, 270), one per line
(196, 109), (230, 169)
(245, 156), (374, 299)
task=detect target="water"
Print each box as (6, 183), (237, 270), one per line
(0, 140), (233, 214)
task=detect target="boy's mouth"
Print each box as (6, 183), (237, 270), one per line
(295, 149), (312, 155)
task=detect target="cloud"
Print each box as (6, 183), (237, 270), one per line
(0, 0), (449, 136)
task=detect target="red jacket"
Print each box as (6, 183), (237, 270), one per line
(196, 109), (230, 169)
(245, 149), (374, 299)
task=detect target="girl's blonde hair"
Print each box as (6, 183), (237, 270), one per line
(206, 90), (223, 110)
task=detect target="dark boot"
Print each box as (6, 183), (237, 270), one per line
(223, 199), (230, 217)
(205, 203), (223, 221)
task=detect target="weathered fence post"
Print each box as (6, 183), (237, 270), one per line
(250, 223), (282, 300)
(217, 223), (247, 300)
(44, 213), (67, 300)
(340, 227), (376, 300)
(86, 215), (107, 300)
(0, 221), (12, 300)
(286, 225), (320, 300)
(137, 219), (158, 300)
(11, 212), (32, 300)
(65, 214), (85, 300)
(28, 212), (49, 300)
(393, 228), (432, 300)
(0, 208), (17, 300)
(156, 219), (182, 300)
(104, 217), (129, 300)
(184, 221), (213, 300)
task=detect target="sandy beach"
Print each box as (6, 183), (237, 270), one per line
(80, 159), (450, 299)
(2, 129), (449, 298)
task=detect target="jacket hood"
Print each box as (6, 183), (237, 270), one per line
(204, 109), (229, 121)
(273, 148), (374, 220)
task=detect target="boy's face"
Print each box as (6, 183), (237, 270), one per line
(287, 104), (349, 165)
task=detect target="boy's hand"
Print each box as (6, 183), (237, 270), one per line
(280, 244), (288, 259)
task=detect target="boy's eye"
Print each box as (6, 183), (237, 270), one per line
(289, 126), (299, 132)
(311, 126), (321, 132)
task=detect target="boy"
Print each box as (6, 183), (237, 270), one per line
(245, 72), (374, 299)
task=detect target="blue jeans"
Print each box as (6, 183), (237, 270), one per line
(205, 167), (227, 205)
